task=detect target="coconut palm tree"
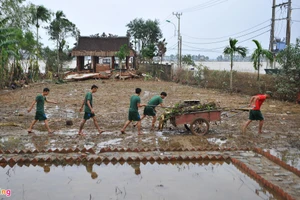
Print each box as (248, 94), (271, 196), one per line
(47, 11), (78, 78)
(251, 40), (274, 81)
(30, 5), (51, 55)
(223, 38), (247, 91)
(30, 5), (51, 81)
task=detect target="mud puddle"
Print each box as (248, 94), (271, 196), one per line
(0, 161), (280, 200)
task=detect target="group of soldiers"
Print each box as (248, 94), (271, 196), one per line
(27, 85), (272, 135)
(27, 85), (167, 136)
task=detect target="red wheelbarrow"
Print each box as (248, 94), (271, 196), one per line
(159, 109), (221, 136)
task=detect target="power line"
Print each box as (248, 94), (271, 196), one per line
(182, 25), (270, 45)
(238, 30), (271, 44)
(176, 0), (228, 13)
(181, 19), (270, 40)
(182, 29), (270, 51)
(274, 6), (286, 37)
(168, 42), (178, 49)
(168, 46), (223, 53)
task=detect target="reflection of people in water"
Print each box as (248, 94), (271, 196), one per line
(43, 165), (50, 173)
(130, 162), (141, 175)
(85, 162), (98, 179)
(38, 163), (51, 173)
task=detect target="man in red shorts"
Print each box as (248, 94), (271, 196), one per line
(242, 91), (272, 134)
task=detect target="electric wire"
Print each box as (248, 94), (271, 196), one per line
(180, 29), (270, 53)
(182, 25), (270, 45)
(181, 19), (270, 40)
(274, 6), (286, 38)
(176, 0), (228, 13)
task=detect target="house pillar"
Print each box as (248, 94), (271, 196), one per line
(112, 56), (115, 70)
(77, 56), (84, 71)
(91, 56), (99, 73)
(126, 56), (129, 69)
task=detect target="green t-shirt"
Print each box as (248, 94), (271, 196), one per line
(36, 94), (46, 112)
(84, 92), (93, 113)
(148, 95), (163, 108)
(129, 95), (141, 112)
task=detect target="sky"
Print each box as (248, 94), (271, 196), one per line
(27, 0), (300, 59)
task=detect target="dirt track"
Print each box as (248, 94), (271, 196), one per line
(0, 79), (300, 167)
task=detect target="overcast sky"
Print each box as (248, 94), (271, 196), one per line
(27, 0), (300, 59)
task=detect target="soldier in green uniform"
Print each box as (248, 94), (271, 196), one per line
(135, 92), (167, 130)
(27, 88), (57, 134)
(121, 88), (146, 135)
(78, 85), (104, 136)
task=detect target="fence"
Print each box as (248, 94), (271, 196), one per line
(139, 63), (173, 81)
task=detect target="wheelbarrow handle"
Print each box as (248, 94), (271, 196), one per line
(147, 105), (175, 109)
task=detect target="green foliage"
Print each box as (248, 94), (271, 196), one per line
(29, 4), (52, 29)
(141, 43), (156, 61)
(18, 31), (36, 56)
(192, 64), (209, 85)
(115, 44), (130, 61)
(127, 18), (162, 49)
(0, 18), (21, 87)
(223, 38), (247, 91)
(126, 18), (163, 62)
(143, 73), (153, 81)
(115, 44), (130, 70)
(182, 54), (195, 66)
(46, 11), (79, 78)
(0, 0), (32, 30)
(251, 40), (273, 81)
(275, 38), (300, 101)
(29, 4), (52, 64)
(159, 101), (218, 126)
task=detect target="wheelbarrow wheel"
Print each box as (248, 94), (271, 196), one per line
(190, 118), (210, 136)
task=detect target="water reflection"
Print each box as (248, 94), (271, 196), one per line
(84, 162), (98, 179)
(129, 161), (141, 175)
(0, 161), (278, 200)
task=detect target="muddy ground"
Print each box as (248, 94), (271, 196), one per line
(0, 79), (300, 167)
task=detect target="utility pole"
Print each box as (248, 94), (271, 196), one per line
(173, 12), (182, 68)
(180, 35), (182, 69)
(269, 0), (276, 53)
(286, 0), (292, 46)
(269, 0), (292, 69)
(272, 1), (292, 45)
(269, 0), (276, 69)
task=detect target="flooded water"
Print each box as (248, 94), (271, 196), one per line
(0, 161), (279, 200)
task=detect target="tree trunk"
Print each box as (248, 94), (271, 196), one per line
(119, 59), (122, 78)
(230, 56), (233, 91)
(257, 57), (260, 81)
(57, 40), (60, 79)
(36, 25), (39, 67)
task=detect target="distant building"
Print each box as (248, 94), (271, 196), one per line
(71, 36), (135, 72)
